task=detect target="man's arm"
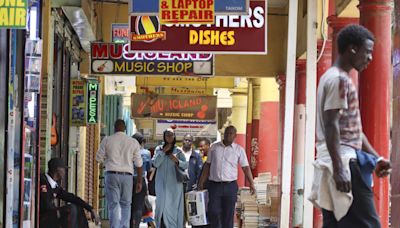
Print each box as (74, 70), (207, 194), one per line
(323, 109), (351, 192)
(361, 133), (380, 157)
(198, 163), (210, 190)
(95, 137), (107, 163)
(361, 133), (392, 177)
(57, 187), (93, 211)
(242, 166), (256, 194)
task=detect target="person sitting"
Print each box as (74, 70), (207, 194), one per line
(39, 158), (100, 228)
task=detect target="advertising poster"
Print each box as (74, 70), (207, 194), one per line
(70, 79), (86, 126)
(0, 0), (28, 28)
(131, 94), (217, 120)
(129, 1), (266, 54)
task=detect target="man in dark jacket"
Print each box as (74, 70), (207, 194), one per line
(181, 134), (203, 192)
(39, 158), (100, 228)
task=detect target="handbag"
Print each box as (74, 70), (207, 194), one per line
(175, 152), (189, 182)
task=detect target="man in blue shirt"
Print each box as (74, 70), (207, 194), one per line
(181, 134), (203, 192)
(131, 132), (152, 228)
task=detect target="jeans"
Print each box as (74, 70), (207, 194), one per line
(322, 161), (381, 228)
(105, 173), (134, 228)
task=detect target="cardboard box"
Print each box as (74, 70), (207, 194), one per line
(185, 190), (209, 226)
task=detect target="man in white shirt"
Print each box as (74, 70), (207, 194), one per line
(96, 119), (143, 228)
(198, 126), (255, 228)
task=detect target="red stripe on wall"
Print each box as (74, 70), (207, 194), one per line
(258, 102), (279, 177)
(236, 133), (246, 187)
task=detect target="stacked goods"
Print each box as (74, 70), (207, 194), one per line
(237, 173), (281, 228)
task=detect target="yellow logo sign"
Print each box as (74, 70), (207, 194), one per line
(0, 0), (27, 28)
(131, 16), (166, 42)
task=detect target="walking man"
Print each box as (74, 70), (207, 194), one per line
(96, 119), (143, 228)
(309, 25), (391, 227)
(198, 126), (255, 228)
(181, 134), (203, 192)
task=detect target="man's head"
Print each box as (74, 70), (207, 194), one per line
(337, 24), (375, 72)
(132, 132), (145, 145)
(114, 119), (126, 132)
(198, 138), (211, 157)
(183, 134), (194, 151)
(48, 158), (67, 181)
(223, 126), (237, 146)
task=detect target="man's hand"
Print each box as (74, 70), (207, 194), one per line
(375, 159), (392, 178)
(136, 181), (143, 193)
(168, 154), (179, 165)
(198, 181), (204, 191)
(90, 209), (101, 225)
(163, 144), (172, 154)
(249, 183), (256, 195)
(333, 168), (351, 192)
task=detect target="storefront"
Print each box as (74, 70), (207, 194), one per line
(0, 1), (43, 227)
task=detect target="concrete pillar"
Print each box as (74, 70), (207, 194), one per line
(231, 92), (248, 187)
(246, 80), (254, 184)
(257, 78), (280, 178)
(251, 79), (261, 178)
(359, 1), (393, 226)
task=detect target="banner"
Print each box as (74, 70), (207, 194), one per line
(0, 0), (28, 28)
(91, 42), (213, 75)
(130, 0), (248, 15)
(159, 0), (214, 24)
(156, 120), (218, 138)
(129, 1), (266, 54)
(70, 79), (86, 126)
(87, 81), (99, 124)
(131, 94), (216, 120)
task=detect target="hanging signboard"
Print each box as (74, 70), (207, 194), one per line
(0, 0), (28, 28)
(91, 42), (213, 75)
(131, 94), (216, 120)
(130, 0), (248, 15)
(70, 79), (86, 126)
(156, 119), (218, 138)
(87, 81), (99, 124)
(159, 0), (214, 24)
(129, 1), (266, 54)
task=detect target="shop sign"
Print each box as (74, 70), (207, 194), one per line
(159, 0), (214, 24)
(137, 86), (214, 96)
(129, 1), (266, 54)
(70, 79), (86, 126)
(131, 94), (216, 120)
(155, 119), (217, 138)
(0, 0), (28, 28)
(87, 81), (99, 124)
(112, 23), (131, 43)
(130, 0), (248, 15)
(91, 42), (214, 75)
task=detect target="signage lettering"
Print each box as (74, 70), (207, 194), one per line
(0, 0), (27, 28)
(131, 94), (216, 120)
(87, 82), (99, 124)
(130, 1), (266, 54)
(91, 42), (213, 75)
(160, 0), (214, 24)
